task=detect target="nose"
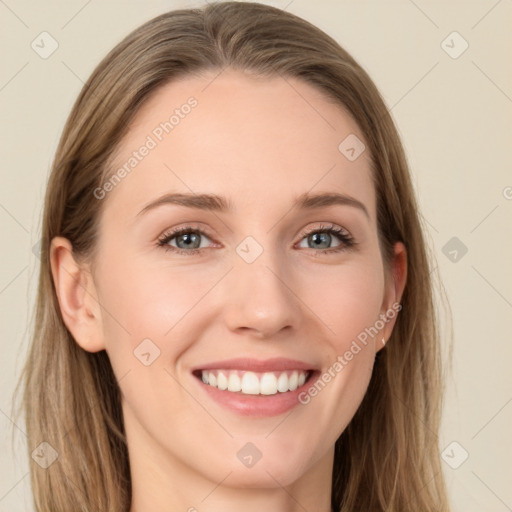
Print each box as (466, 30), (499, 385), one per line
(222, 246), (302, 339)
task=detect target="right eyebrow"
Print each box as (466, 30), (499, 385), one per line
(136, 193), (233, 217)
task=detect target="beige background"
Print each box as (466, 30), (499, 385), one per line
(1, 1), (511, 510)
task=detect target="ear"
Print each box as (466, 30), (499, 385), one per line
(49, 236), (105, 352)
(376, 241), (407, 353)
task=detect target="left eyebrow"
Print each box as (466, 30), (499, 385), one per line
(135, 191), (369, 220)
(295, 191), (370, 220)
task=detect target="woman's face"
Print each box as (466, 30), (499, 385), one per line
(80, 70), (404, 489)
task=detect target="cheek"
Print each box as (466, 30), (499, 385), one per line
(305, 257), (385, 349)
(95, 253), (216, 356)
(296, 259), (384, 425)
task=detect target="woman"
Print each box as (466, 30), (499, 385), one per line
(18, 2), (451, 510)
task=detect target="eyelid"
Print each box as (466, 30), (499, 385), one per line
(297, 222), (350, 238)
(157, 223), (213, 242)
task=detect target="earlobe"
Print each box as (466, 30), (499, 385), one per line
(50, 236), (105, 352)
(377, 241), (407, 352)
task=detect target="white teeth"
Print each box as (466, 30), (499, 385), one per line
(199, 369), (310, 395)
(288, 371), (298, 391)
(277, 372), (289, 392)
(227, 373), (241, 392)
(217, 371), (228, 390)
(260, 372), (277, 395)
(241, 372), (260, 395)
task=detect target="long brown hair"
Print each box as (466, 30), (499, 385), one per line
(15, 2), (452, 510)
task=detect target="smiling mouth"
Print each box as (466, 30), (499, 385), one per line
(192, 369), (315, 396)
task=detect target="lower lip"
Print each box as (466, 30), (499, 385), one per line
(193, 372), (318, 418)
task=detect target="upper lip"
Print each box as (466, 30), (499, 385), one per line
(192, 357), (318, 373)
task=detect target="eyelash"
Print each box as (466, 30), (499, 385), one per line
(157, 223), (356, 256)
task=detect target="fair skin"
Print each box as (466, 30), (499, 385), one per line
(51, 69), (406, 512)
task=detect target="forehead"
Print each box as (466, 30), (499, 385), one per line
(103, 69), (375, 223)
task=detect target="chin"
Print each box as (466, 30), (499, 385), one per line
(222, 462), (308, 489)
